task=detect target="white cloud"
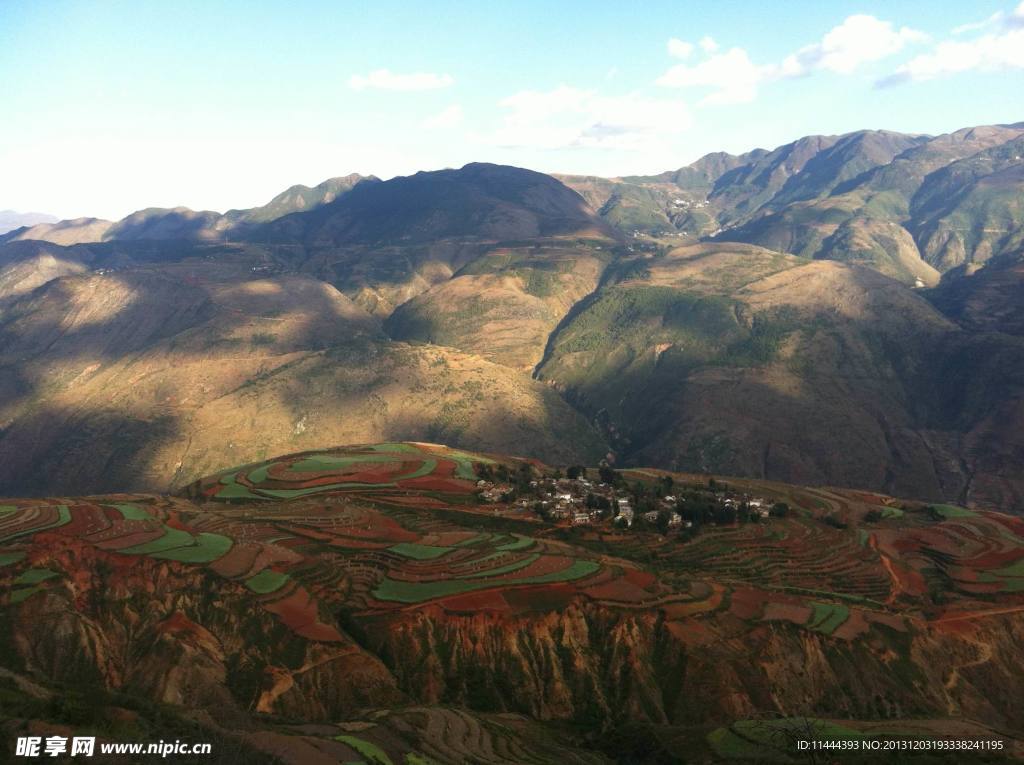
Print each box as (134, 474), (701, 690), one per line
(422, 104), (463, 129)
(667, 38), (694, 59)
(879, 28), (1024, 84)
(699, 36), (719, 53)
(880, 3), (1024, 85)
(487, 86), (691, 150)
(952, 11), (1005, 35)
(657, 47), (772, 104)
(349, 69), (454, 91)
(781, 15), (926, 77)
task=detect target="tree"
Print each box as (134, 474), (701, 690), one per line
(770, 502), (790, 518)
(656, 510), (671, 535)
(567, 465), (587, 480)
(655, 474), (673, 497)
(598, 465), (620, 485)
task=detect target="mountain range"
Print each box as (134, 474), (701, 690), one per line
(1, 123), (1023, 513)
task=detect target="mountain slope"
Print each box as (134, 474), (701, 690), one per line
(537, 242), (1024, 509)
(257, 163), (615, 246)
(0, 264), (604, 495)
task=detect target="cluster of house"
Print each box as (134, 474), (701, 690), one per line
(476, 475), (772, 531)
(671, 198), (709, 209)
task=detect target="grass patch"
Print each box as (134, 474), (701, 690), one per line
(245, 569), (290, 594)
(290, 454), (399, 472)
(111, 503), (155, 521)
(14, 568), (59, 586)
(214, 475), (265, 501)
(119, 527), (196, 556)
(931, 504), (976, 519)
(495, 534), (534, 552)
(807, 602), (850, 635)
(394, 459), (437, 482)
(151, 533), (233, 563)
(9, 586), (43, 604)
(0, 552), (25, 567)
(463, 553), (540, 579)
(388, 542), (451, 560)
(368, 443), (421, 454)
(334, 735), (393, 765)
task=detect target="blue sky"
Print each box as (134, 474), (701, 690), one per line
(2, 0), (1022, 219)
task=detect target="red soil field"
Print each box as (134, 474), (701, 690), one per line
(375, 494), (448, 508)
(833, 609), (870, 641)
(328, 537), (394, 550)
(490, 554), (576, 580)
(209, 542), (262, 578)
(582, 577), (650, 603)
(90, 529), (165, 550)
(262, 587), (343, 643)
(623, 569), (656, 589)
(660, 588), (725, 620)
(244, 545), (303, 578)
(59, 504), (111, 536)
(396, 476), (471, 493)
(425, 459), (457, 479)
(762, 601), (812, 626)
(963, 549), (1024, 568)
(865, 611), (907, 631)
(991, 514), (1024, 537)
(438, 589), (510, 613)
(163, 511), (192, 532)
(503, 583), (576, 614)
(729, 588), (770, 621)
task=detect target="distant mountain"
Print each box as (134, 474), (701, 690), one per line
(559, 123), (1024, 286)
(256, 163), (614, 246)
(0, 209), (58, 235)
(0, 174), (376, 245)
(227, 172), (377, 224)
(1, 136), (1023, 511)
(0, 216), (114, 245)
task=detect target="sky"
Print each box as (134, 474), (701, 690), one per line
(2, 0), (1023, 220)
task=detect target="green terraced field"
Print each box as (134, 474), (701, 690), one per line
(0, 504), (72, 544)
(151, 532), (233, 563)
(931, 504), (976, 519)
(463, 553), (540, 579)
(495, 534), (534, 551)
(245, 569), (290, 594)
(112, 503), (156, 521)
(119, 527), (196, 555)
(807, 602), (849, 635)
(388, 542), (451, 560)
(0, 552), (25, 567)
(334, 735), (394, 765)
(13, 568), (59, 586)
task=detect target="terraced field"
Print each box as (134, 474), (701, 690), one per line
(4, 443), (1024, 762)
(4, 444), (1024, 645)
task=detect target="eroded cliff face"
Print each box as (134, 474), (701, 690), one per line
(354, 603), (1024, 732)
(6, 542), (1024, 733)
(2, 540), (404, 723)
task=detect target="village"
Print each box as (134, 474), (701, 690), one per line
(474, 464), (785, 536)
